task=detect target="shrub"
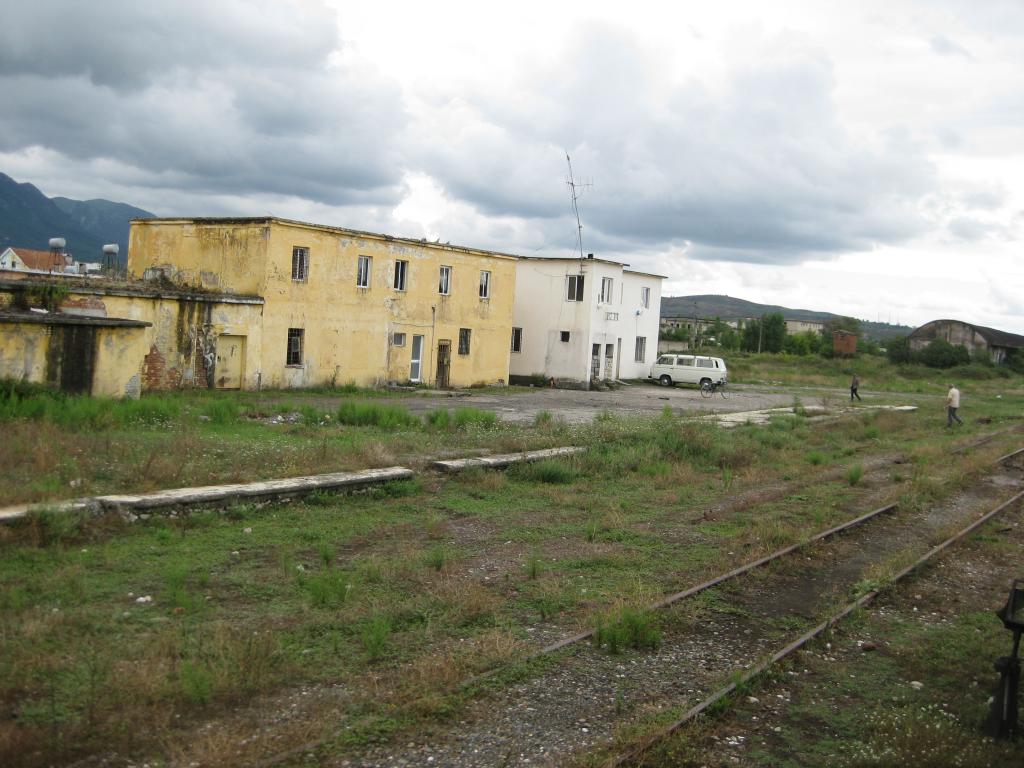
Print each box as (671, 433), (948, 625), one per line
(336, 401), (417, 429)
(519, 459), (575, 484)
(919, 339), (970, 369)
(847, 464), (864, 486)
(593, 606), (661, 653)
(360, 615), (391, 662)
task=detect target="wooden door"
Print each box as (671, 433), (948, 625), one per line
(436, 340), (451, 388)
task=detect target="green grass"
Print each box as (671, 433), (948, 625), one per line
(335, 401), (418, 429)
(593, 606), (662, 654)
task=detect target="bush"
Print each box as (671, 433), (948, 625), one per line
(593, 606), (661, 653)
(336, 401), (417, 429)
(919, 340), (970, 369)
(518, 459), (576, 484)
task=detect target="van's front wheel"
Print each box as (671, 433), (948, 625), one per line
(659, 375), (673, 387)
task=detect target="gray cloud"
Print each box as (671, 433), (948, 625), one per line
(408, 23), (939, 264)
(0, 1), (407, 206)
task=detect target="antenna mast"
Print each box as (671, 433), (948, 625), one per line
(565, 153), (589, 269)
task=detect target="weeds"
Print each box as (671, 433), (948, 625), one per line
(336, 401), (417, 429)
(593, 606), (661, 654)
(847, 464), (865, 486)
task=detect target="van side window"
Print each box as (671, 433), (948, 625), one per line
(696, 358), (713, 368)
(679, 358), (694, 366)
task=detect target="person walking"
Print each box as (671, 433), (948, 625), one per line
(946, 383), (963, 427)
(850, 373), (861, 402)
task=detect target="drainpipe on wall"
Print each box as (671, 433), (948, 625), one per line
(429, 305), (436, 387)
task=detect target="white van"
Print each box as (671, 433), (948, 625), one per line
(649, 354), (728, 388)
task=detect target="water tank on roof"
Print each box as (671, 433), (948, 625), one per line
(102, 244), (119, 254)
(49, 237), (66, 249)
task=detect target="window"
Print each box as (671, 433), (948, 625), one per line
(479, 270), (491, 299)
(286, 328), (304, 365)
(696, 357), (713, 368)
(439, 265), (452, 295)
(634, 336), (647, 363)
(392, 332), (406, 347)
(641, 286), (650, 308)
(458, 328), (471, 355)
(566, 274), (584, 302)
(291, 247), (309, 282)
(600, 277), (614, 304)
(560, 331), (571, 342)
(357, 255), (371, 288)
(511, 327), (522, 353)
(656, 355), (674, 365)
(393, 260), (408, 291)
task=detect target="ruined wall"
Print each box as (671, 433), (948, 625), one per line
(0, 322), (49, 384)
(94, 294), (263, 392)
(260, 222), (516, 388)
(128, 220), (270, 295)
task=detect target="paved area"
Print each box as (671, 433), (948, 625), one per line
(403, 382), (821, 424)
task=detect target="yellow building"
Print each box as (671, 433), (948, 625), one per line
(129, 217), (517, 389)
(0, 276), (263, 397)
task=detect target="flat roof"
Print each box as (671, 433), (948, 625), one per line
(132, 216), (521, 262)
(0, 277), (264, 305)
(0, 311), (151, 328)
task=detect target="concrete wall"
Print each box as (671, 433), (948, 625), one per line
(909, 320), (994, 359)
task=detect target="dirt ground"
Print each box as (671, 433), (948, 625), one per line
(396, 382), (819, 424)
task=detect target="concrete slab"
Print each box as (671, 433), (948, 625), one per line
(0, 466), (415, 523)
(703, 404), (918, 428)
(431, 446), (585, 473)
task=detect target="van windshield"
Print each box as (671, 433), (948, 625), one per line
(656, 356), (673, 365)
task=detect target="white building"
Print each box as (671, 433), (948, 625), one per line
(509, 254), (663, 387)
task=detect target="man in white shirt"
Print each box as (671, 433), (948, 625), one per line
(946, 384), (963, 427)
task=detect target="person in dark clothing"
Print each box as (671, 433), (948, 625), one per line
(850, 373), (861, 402)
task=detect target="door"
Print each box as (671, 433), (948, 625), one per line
(215, 335), (245, 389)
(410, 334), (424, 382)
(604, 344), (614, 380)
(591, 343), (601, 379)
(436, 340), (451, 388)
(616, 338), (622, 379)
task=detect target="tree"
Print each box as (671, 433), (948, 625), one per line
(886, 336), (913, 364)
(760, 313), (786, 353)
(741, 319), (761, 352)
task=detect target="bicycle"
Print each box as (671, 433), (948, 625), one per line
(700, 379), (728, 399)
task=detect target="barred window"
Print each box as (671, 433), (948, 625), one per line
(291, 247), (309, 282)
(458, 328), (471, 355)
(287, 328), (304, 365)
(634, 336), (647, 363)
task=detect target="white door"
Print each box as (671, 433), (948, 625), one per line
(410, 335), (424, 382)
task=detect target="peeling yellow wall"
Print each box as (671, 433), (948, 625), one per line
(129, 220), (270, 294)
(261, 222), (516, 388)
(126, 218), (517, 389)
(0, 322), (49, 384)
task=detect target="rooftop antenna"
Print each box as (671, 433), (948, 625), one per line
(565, 153), (591, 271)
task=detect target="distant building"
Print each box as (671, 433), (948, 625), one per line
(832, 329), (857, 357)
(908, 319), (1024, 364)
(0, 246), (65, 273)
(785, 319), (824, 335)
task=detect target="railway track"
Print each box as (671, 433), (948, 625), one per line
(243, 439), (1024, 768)
(335, 446), (1024, 767)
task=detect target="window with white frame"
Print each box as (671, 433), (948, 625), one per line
(511, 327), (522, 353)
(439, 265), (452, 295)
(600, 277), (614, 303)
(357, 255), (371, 288)
(641, 286), (650, 308)
(287, 328), (304, 365)
(458, 328), (471, 355)
(392, 332), (406, 347)
(566, 274), (584, 302)
(394, 260), (408, 291)
(634, 336), (647, 363)
(479, 270), (491, 299)
(291, 247), (309, 282)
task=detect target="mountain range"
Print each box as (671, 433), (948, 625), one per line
(0, 172), (154, 265)
(662, 294), (915, 340)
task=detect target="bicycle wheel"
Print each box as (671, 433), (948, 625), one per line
(718, 383), (728, 399)
(700, 381), (713, 398)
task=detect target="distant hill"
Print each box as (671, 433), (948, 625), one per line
(662, 294), (914, 341)
(0, 172), (154, 265)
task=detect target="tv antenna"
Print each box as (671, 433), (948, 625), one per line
(565, 153), (591, 268)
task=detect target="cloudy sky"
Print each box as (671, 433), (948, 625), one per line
(2, 1), (1023, 331)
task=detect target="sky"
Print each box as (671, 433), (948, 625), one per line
(1, 1), (1022, 331)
